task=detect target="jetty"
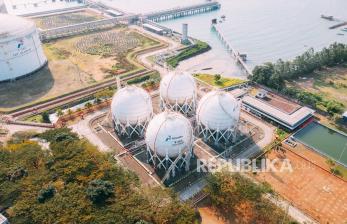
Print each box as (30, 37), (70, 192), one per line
(329, 21), (347, 29)
(321, 15), (334, 21)
(143, 1), (221, 22)
(212, 24), (253, 76)
(40, 14), (138, 40)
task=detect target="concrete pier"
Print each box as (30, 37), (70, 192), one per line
(212, 24), (253, 76)
(143, 1), (221, 22)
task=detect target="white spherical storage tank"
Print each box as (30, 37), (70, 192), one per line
(0, 14), (47, 82)
(111, 86), (153, 138)
(159, 71), (197, 116)
(197, 90), (240, 144)
(145, 111), (193, 179)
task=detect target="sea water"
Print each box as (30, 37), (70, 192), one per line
(100, 0), (347, 76)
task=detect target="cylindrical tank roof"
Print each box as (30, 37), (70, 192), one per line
(111, 86), (153, 125)
(160, 71), (196, 104)
(197, 90), (240, 131)
(0, 14), (36, 42)
(145, 111), (193, 158)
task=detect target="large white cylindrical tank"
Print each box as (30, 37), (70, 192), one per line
(160, 71), (196, 115)
(0, 14), (47, 82)
(197, 90), (240, 131)
(146, 111), (193, 158)
(111, 86), (153, 125)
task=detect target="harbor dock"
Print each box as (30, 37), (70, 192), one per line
(212, 24), (253, 76)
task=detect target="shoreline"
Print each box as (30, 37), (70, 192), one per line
(177, 49), (247, 79)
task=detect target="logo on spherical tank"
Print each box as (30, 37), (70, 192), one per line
(165, 135), (184, 146)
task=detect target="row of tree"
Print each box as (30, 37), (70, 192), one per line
(0, 128), (198, 224)
(250, 42), (347, 114)
(251, 42), (347, 90)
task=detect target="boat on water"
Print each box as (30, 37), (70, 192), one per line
(321, 14), (334, 21)
(337, 33), (344, 36)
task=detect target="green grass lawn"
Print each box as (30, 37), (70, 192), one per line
(166, 41), (211, 68)
(193, 74), (246, 88)
(25, 114), (44, 123)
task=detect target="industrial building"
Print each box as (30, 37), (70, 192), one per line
(159, 71), (197, 116)
(242, 95), (315, 131)
(0, 13), (47, 82)
(3, 0), (85, 16)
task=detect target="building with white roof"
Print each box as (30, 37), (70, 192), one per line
(4, 0), (85, 16)
(242, 95), (315, 131)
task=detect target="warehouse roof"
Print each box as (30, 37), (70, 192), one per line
(242, 96), (315, 130)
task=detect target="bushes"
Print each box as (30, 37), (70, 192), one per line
(2, 129), (198, 224)
(206, 172), (295, 223)
(282, 87), (343, 114)
(42, 111), (51, 124)
(166, 41), (211, 68)
(37, 185), (55, 203)
(38, 128), (78, 143)
(127, 75), (150, 85)
(86, 179), (114, 203)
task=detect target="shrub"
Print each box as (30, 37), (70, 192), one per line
(42, 111), (51, 123)
(86, 179), (114, 203)
(37, 185), (55, 203)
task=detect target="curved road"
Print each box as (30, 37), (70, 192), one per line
(130, 25), (182, 76)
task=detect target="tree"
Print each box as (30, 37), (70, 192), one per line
(85, 102), (93, 111)
(1, 129), (199, 224)
(56, 108), (64, 117)
(41, 111), (51, 123)
(214, 74), (221, 82)
(37, 185), (55, 203)
(326, 100), (344, 115)
(205, 172), (295, 223)
(86, 179), (114, 203)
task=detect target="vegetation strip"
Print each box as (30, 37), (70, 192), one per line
(166, 41), (211, 68)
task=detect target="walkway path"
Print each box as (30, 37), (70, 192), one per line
(234, 111), (275, 159)
(69, 109), (111, 152)
(130, 25), (182, 76)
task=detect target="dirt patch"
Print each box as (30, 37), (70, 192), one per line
(256, 149), (347, 223)
(290, 66), (347, 106)
(199, 207), (226, 224)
